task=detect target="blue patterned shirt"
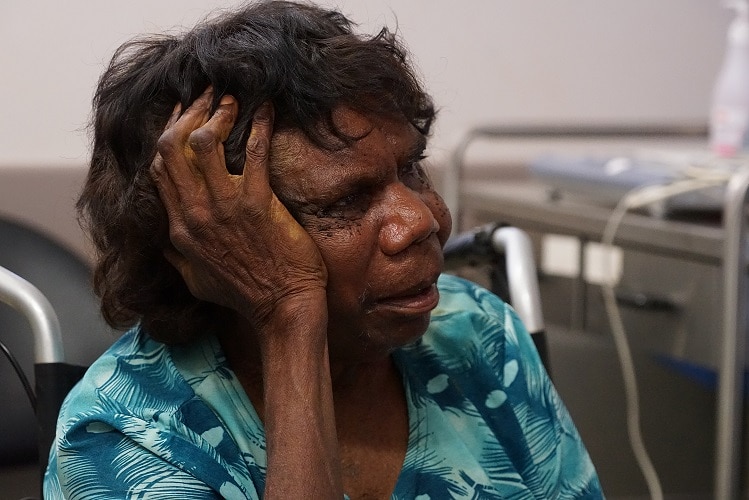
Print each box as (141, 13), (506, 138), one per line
(44, 274), (603, 499)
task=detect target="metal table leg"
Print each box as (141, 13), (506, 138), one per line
(716, 166), (749, 500)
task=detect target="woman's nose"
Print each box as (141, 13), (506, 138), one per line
(379, 184), (440, 256)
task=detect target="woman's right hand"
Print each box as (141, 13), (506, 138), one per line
(150, 88), (328, 332)
(152, 89), (343, 499)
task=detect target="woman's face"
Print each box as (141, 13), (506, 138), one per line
(270, 107), (452, 362)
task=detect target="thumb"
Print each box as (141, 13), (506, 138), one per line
(163, 248), (200, 295)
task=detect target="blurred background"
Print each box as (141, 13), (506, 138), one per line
(0, 1), (739, 499)
(0, 0), (728, 259)
(0, 1), (725, 169)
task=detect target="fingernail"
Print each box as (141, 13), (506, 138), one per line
(219, 94), (235, 106)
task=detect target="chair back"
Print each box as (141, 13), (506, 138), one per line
(0, 219), (118, 465)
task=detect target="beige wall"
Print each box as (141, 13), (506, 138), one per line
(0, 1), (732, 258)
(0, 0), (730, 167)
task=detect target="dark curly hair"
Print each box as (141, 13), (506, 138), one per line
(79, 0), (436, 344)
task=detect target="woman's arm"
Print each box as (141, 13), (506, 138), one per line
(259, 297), (341, 499)
(151, 88), (343, 499)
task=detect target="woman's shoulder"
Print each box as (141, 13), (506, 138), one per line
(406, 272), (544, 383)
(429, 273), (522, 349)
(47, 327), (259, 498)
(435, 272), (509, 312)
(83, 325), (177, 379)
(59, 326), (195, 423)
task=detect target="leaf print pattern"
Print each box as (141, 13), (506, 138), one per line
(44, 274), (603, 499)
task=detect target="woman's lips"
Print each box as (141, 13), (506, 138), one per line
(373, 283), (440, 316)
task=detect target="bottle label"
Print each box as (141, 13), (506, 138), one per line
(710, 107), (749, 156)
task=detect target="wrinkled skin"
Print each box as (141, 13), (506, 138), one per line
(269, 106), (452, 362)
(152, 92), (328, 331)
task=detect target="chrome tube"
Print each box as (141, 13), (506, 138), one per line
(715, 166), (749, 500)
(491, 226), (545, 334)
(0, 265), (63, 364)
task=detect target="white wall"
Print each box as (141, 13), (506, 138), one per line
(0, 0), (731, 167)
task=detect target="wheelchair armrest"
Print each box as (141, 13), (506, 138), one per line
(0, 265), (64, 364)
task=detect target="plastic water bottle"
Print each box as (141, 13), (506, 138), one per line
(709, 0), (749, 157)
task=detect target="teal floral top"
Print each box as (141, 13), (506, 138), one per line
(44, 274), (603, 499)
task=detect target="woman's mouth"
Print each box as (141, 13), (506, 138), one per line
(373, 283), (440, 316)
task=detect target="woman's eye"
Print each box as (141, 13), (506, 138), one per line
(317, 192), (371, 220)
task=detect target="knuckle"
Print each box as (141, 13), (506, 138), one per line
(183, 208), (211, 235)
(245, 134), (268, 161)
(188, 128), (218, 155)
(156, 130), (179, 157)
(168, 224), (192, 251)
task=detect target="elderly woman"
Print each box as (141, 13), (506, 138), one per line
(44, 1), (602, 498)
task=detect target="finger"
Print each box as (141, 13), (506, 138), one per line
(162, 247), (201, 296)
(163, 245), (186, 268)
(151, 104), (185, 217)
(242, 102), (274, 200)
(187, 94), (239, 197)
(151, 103), (181, 176)
(156, 87), (214, 173)
(155, 88), (215, 198)
(167, 87), (215, 145)
(150, 151), (185, 225)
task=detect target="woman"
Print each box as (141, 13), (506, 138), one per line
(45, 1), (603, 498)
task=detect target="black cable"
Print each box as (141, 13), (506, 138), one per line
(0, 337), (36, 411)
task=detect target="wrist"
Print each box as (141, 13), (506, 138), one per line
(237, 282), (327, 333)
(256, 288), (328, 346)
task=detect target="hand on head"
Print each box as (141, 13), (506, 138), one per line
(150, 87), (328, 330)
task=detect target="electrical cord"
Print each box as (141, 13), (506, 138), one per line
(0, 337), (36, 411)
(600, 164), (733, 500)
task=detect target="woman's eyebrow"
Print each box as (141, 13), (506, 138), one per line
(284, 134), (428, 207)
(327, 134), (426, 194)
(329, 168), (386, 197)
(284, 165), (383, 210)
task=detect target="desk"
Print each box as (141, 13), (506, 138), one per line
(460, 180), (724, 265)
(458, 174), (749, 499)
